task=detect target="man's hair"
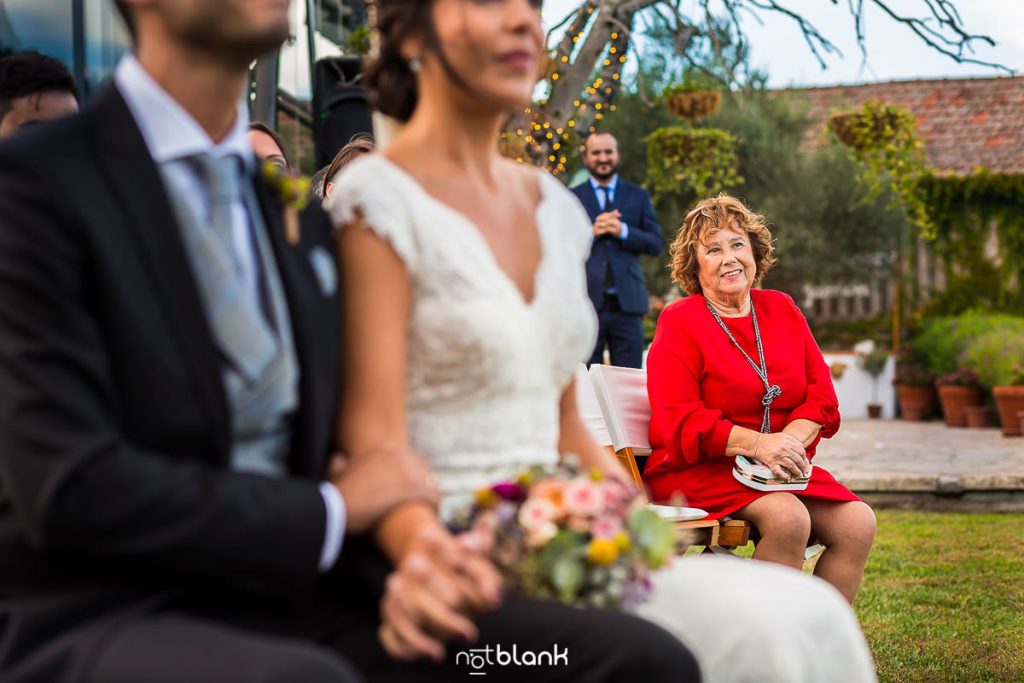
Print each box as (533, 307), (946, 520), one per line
(0, 51), (80, 123)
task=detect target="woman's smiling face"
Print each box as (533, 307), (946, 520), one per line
(695, 221), (757, 303)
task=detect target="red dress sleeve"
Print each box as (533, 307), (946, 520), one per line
(783, 296), (841, 439)
(647, 303), (735, 466)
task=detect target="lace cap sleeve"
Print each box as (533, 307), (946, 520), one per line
(322, 155), (419, 272)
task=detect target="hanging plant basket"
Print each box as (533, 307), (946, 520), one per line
(827, 108), (904, 151)
(664, 90), (722, 120)
(644, 125), (742, 199)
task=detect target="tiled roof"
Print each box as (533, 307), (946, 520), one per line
(777, 76), (1024, 175)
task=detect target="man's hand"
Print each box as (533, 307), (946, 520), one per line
(378, 525), (502, 662)
(330, 447), (440, 534)
(593, 210), (623, 237)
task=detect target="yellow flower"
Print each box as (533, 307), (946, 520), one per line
(614, 531), (632, 552)
(475, 487), (498, 509)
(587, 538), (619, 566)
(588, 468), (604, 482)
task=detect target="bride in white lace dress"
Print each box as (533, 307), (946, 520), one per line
(326, 1), (875, 681)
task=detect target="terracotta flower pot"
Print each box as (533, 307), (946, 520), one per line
(896, 385), (936, 421)
(992, 386), (1024, 436)
(936, 385), (985, 427)
(867, 403), (882, 419)
(962, 405), (990, 428)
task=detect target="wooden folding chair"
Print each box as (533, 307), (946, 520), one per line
(585, 364), (752, 553)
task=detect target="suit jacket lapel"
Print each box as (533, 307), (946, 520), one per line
(578, 183), (600, 220)
(253, 178), (325, 476)
(90, 86), (231, 462)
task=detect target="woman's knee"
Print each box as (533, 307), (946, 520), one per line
(754, 494), (812, 547)
(815, 501), (877, 554)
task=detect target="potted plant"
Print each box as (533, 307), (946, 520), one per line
(893, 362), (936, 421)
(963, 328), (1024, 436)
(856, 343), (889, 418)
(934, 368), (985, 428)
(892, 344), (936, 420)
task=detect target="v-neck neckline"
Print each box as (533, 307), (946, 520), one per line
(374, 154), (550, 307)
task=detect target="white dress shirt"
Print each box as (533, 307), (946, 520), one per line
(588, 174), (629, 240)
(113, 56), (345, 572)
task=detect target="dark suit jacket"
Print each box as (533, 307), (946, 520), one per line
(0, 86), (340, 678)
(571, 178), (663, 315)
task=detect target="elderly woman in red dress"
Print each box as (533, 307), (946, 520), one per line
(644, 195), (876, 603)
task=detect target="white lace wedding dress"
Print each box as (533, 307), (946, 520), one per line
(326, 154), (876, 683)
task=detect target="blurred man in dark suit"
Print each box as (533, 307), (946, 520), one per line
(572, 132), (663, 368)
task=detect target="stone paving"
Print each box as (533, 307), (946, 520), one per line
(812, 419), (1024, 510)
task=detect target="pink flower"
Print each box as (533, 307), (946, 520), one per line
(519, 497), (557, 532)
(591, 516), (623, 539)
(531, 479), (566, 513)
(564, 479), (605, 517)
(525, 521), (558, 547)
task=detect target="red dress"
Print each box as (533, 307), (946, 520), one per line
(643, 289), (859, 518)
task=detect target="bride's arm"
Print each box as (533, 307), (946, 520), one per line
(335, 217), (446, 562)
(557, 380), (632, 483)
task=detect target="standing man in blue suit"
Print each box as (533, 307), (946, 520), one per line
(572, 132), (664, 368)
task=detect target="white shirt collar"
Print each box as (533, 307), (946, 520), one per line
(589, 174), (619, 194)
(113, 55), (253, 168)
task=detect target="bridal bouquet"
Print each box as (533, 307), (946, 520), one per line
(451, 460), (677, 609)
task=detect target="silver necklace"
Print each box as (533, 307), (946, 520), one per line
(705, 297), (781, 434)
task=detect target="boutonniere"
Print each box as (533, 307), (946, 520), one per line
(261, 160), (312, 245)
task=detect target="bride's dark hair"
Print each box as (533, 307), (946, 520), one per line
(365, 0), (475, 123)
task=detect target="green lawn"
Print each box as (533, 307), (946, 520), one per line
(856, 510), (1024, 683)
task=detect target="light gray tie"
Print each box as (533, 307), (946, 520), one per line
(189, 153), (277, 383)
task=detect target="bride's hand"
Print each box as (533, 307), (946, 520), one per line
(379, 525), (502, 661)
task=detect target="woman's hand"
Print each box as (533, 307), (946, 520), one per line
(378, 525), (502, 661)
(751, 432), (810, 481)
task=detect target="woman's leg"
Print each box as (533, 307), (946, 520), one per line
(732, 492), (812, 569)
(801, 499), (877, 603)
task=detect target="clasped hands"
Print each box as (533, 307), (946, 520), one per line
(593, 209), (623, 238)
(329, 448), (501, 663)
(751, 432), (812, 481)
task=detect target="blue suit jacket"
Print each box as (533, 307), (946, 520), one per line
(571, 178), (663, 315)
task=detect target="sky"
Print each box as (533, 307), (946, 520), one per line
(541, 0), (1023, 87)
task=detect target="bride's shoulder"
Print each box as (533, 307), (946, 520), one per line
(322, 153), (415, 225)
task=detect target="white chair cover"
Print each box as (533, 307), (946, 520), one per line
(574, 364), (613, 447)
(588, 364), (652, 455)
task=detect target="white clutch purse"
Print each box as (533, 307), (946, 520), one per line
(732, 455), (811, 492)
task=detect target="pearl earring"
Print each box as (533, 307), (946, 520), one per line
(409, 56), (421, 73)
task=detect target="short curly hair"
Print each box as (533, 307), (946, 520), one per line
(669, 195), (776, 295)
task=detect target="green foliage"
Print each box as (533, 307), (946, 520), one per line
(661, 70), (722, 96)
(962, 328), (1024, 387)
(919, 169), (1024, 316)
(828, 100), (933, 238)
(627, 507), (677, 569)
(858, 347), (890, 378)
(912, 310), (1024, 377)
(644, 125), (742, 199)
(346, 25), (372, 56)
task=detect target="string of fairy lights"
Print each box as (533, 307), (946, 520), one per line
(502, 3), (631, 174)
(364, 0), (629, 175)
